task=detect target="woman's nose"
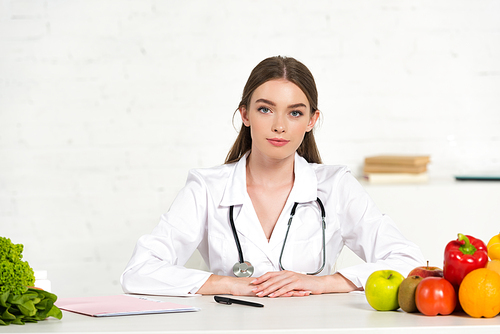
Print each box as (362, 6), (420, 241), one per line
(273, 116), (286, 133)
(273, 125), (285, 133)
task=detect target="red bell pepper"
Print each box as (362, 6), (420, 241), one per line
(443, 233), (488, 291)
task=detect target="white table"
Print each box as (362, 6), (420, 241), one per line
(3, 293), (500, 333)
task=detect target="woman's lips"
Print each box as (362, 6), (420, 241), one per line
(267, 138), (290, 147)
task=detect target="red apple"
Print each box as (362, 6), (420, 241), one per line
(408, 261), (443, 278)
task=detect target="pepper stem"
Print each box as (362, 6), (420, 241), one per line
(458, 233), (477, 255)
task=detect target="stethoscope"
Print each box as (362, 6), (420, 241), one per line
(229, 197), (326, 277)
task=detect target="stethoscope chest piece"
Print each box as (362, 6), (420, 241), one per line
(232, 261), (254, 277)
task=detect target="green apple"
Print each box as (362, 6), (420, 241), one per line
(365, 270), (405, 311)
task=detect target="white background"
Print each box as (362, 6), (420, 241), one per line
(1, 0), (499, 297)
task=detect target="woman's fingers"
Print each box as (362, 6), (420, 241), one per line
(251, 271), (314, 297)
(252, 271), (293, 294)
(270, 290), (312, 298)
(250, 271), (282, 285)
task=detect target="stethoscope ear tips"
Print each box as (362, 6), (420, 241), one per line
(232, 261), (255, 277)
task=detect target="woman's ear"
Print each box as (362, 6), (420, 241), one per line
(240, 106), (250, 127)
(306, 110), (320, 132)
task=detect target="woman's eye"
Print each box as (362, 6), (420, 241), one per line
(290, 110), (303, 117)
(258, 107), (271, 114)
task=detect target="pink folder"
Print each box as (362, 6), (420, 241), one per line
(55, 295), (200, 317)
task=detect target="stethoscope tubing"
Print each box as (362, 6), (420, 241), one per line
(278, 198), (326, 275)
(229, 205), (245, 264)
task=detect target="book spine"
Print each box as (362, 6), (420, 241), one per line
(364, 156), (430, 166)
(363, 173), (429, 184)
(363, 164), (427, 174)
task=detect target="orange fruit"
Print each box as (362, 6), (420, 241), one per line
(487, 260), (500, 276)
(487, 233), (500, 260)
(459, 268), (500, 318)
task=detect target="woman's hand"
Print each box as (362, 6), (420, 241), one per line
(228, 277), (258, 296)
(250, 271), (359, 297)
(197, 272), (359, 297)
(197, 274), (257, 296)
(250, 271), (321, 297)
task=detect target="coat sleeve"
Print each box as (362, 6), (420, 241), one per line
(334, 170), (426, 289)
(120, 170), (212, 296)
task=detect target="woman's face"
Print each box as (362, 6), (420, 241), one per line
(240, 79), (319, 163)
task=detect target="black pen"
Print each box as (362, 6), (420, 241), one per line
(214, 296), (264, 308)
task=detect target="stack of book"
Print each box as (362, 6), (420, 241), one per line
(362, 155), (431, 183)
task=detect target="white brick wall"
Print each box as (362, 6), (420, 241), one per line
(1, 0), (499, 297)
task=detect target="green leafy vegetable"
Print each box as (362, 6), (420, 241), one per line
(0, 288), (62, 325)
(0, 237), (62, 325)
(0, 237), (35, 294)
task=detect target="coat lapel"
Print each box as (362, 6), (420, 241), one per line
(219, 153), (269, 253)
(219, 154), (247, 208)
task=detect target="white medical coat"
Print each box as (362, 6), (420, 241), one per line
(121, 153), (425, 296)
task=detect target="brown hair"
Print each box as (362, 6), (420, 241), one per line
(225, 56), (322, 164)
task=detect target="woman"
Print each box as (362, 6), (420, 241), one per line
(121, 56), (425, 297)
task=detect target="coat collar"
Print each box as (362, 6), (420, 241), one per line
(220, 152), (318, 207)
